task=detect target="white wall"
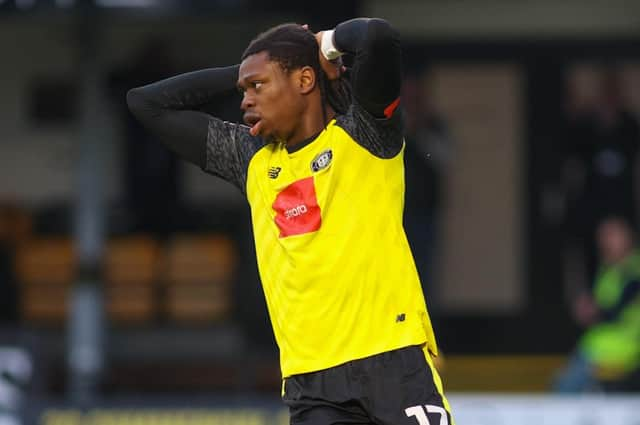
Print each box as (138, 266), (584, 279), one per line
(429, 64), (525, 313)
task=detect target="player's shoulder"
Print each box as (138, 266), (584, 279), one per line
(334, 100), (404, 159)
(246, 139), (282, 167)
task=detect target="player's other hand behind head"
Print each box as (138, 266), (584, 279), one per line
(313, 30), (345, 81)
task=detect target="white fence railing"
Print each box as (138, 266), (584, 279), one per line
(449, 394), (640, 425)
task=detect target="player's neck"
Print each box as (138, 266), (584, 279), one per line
(286, 101), (335, 149)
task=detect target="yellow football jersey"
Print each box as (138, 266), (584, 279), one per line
(244, 107), (438, 377)
(125, 16), (433, 381)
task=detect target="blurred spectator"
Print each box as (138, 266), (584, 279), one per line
(562, 68), (640, 288)
(108, 40), (182, 237)
(554, 216), (640, 392)
(402, 73), (453, 307)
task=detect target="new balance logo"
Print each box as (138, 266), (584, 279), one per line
(268, 166), (282, 179)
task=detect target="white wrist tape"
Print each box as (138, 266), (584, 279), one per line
(320, 30), (342, 61)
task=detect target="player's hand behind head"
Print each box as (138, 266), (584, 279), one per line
(313, 30), (345, 81)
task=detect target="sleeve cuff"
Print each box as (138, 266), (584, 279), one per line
(320, 30), (343, 61)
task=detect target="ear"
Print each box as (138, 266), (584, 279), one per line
(297, 66), (316, 95)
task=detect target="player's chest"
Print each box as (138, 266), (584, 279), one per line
(249, 141), (339, 238)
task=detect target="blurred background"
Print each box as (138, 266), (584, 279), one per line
(1, 0), (640, 424)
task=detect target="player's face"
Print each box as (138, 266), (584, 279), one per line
(238, 51), (304, 141)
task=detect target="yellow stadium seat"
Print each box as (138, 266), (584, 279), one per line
(104, 236), (160, 324)
(163, 235), (237, 324)
(0, 205), (32, 246)
(440, 355), (567, 392)
(15, 238), (75, 324)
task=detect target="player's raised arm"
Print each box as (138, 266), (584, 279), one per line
(126, 65), (264, 192)
(315, 18), (403, 158)
(319, 18), (402, 119)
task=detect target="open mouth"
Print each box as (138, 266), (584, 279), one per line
(243, 113), (260, 127)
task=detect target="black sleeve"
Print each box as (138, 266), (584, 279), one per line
(332, 18), (404, 159)
(126, 65), (266, 193)
(333, 18), (402, 118)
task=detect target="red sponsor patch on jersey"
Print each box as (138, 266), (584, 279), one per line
(272, 176), (321, 238)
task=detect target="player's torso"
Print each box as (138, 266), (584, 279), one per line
(245, 120), (433, 377)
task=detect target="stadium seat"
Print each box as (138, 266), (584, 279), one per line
(440, 354), (567, 392)
(15, 238), (75, 324)
(104, 236), (160, 324)
(163, 235), (237, 324)
(0, 204), (32, 246)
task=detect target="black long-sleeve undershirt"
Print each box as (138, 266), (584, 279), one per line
(126, 65), (239, 168)
(126, 18), (403, 190)
(334, 18), (401, 117)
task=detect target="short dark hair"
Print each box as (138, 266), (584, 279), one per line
(242, 23), (351, 115)
(242, 23), (319, 73)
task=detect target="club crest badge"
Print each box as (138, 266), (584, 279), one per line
(311, 149), (333, 172)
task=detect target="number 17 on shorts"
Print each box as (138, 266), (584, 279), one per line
(405, 404), (449, 425)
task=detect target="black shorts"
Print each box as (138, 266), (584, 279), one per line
(282, 345), (453, 425)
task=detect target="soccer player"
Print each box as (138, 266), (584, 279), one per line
(127, 18), (453, 425)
